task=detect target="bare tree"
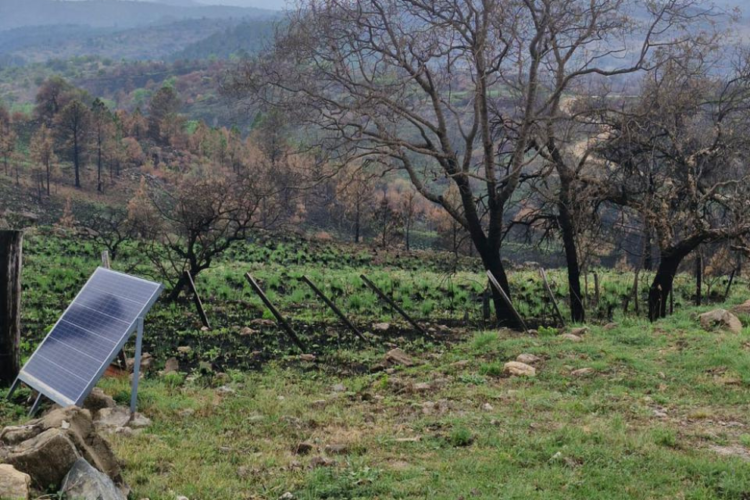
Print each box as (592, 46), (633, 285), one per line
(55, 99), (91, 189)
(225, 0), (704, 326)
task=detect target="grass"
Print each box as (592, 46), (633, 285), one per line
(5, 307), (750, 499)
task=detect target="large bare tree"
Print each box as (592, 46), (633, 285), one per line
(226, 0), (704, 326)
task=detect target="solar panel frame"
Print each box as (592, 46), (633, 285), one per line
(16, 267), (163, 408)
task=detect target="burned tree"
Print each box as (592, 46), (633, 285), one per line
(226, 0), (704, 327)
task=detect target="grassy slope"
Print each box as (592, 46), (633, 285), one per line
(7, 308), (748, 499)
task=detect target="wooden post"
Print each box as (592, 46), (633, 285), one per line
(185, 271), (210, 329)
(695, 249), (703, 306)
(539, 268), (565, 327)
(300, 276), (368, 343)
(360, 274), (428, 336)
(101, 250), (110, 269)
(724, 268), (737, 303)
(0, 230), (23, 385)
(593, 272), (600, 309)
(245, 273), (305, 352)
(486, 270), (529, 333)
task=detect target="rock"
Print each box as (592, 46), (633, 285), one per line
(482, 403), (494, 411)
(411, 382), (432, 392)
(0, 426), (41, 446)
(128, 413), (152, 429)
(450, 360), (469, 368)
(295, 442), (314, 455)
(372, 322), (391, 332)
(731, 300), (750, 316)
(239, 327), (258, 336)
(571, 368), (594, 377)
(502, 362), (536, 377)
(384, 348), (414, 367)
(331, 384), (346, 393)
(310, 400), (327, 409)
(178, 408), (195, 418)
(699, 309), (743, 334)
(201, 326), (210, 332)
(0, 464), (31, 500)
(6, 428), (79, 489)
(176, 496), (189, 500)
(61, 458), (126, 500)
(250, 319), (276, 328)
(324, 443), (349, 455)
(560, 333), (582, 342)
(83, 389), (116, 415)
(279, 492), (295, 500)
(94, 407), (130, 432)
(163, 357), (180, 375)
(603, 322), (618, 331)
(516, 353), (540, 364)
(569, 327), (589, 336)
(177, 346), (192, 355)
(126, 353), (153, 373)
(300, 354), (316, 362)
(216, 386), (236, 395)
(310, 456), (336, 468)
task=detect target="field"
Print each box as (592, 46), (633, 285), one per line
(2, 231), (750, 499)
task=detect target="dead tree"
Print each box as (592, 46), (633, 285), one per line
(0, 230), (22, 385)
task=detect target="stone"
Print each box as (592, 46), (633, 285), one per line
(331, 384), (346, 393)
(128, 413), (152, 429)
(569, 327), (589, 336)
(560, 333), (583, 342)
(450, 360), (469, 368)
(571, 368), (594, 377)
(94, 407), (130, 432)
(176, 496), (189, 500)
(310, 456), (336, 468)
(310, 400), (327, 409)
(177, 346), (192, 355)
(699, 309), (743, 334)
(372, 322), (391, 332)
(300, 354), (316, 362)
(603, 322), (618, 331)
(126, 353), (153, 373)
(295, 442), (314, 455)
(163, 357), (180, 375)
(516, 353), (540, 364)
(502, 362), (536, 377)
(250, 319), (276, 327)
(178, 408), (195, 418)
(83, 389), (117, 416)
(216, 385), (236, 395)
(239, 327), (258, 336)
(325, 444), (349, 455)
(279, 493), (295, 500)
(482, 403), (494, 411)
(6, 428), (79, 489)
(0, 464), (31, 500)
(411, 382), (432, 392)
(61, 458), (126, 500)
(384, 348), (414, 367)
(0, 426), (41, 446)
(731, 300), (750, 316)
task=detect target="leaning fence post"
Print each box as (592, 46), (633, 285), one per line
(360, 274), (428, 336)
(245, 273), (306, 352)
(0, 230), (23, 385)
(300, 275), (368, 343)
(185, 271), (210, 329)
(101, 250), (110, 269)
(486, 270), (529, 333)
(539, 268), (565, 327)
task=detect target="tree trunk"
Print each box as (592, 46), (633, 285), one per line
(168, 271), (190, 302)
(0, 230), (23, 385)
(46, 160), (51, 196)
(695, 248), (703, 306)
(648, 243), (697, 321)
(558, 183), (585, 322)
(479, 247), (520, 329)
(73, 135), (81, 188)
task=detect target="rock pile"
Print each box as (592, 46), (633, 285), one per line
(0, 390), (145, 499)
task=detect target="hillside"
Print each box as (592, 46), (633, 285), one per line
(0, 0), (274, 32)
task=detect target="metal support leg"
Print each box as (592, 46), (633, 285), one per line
(29, 392), (42, 417)
(130, 317), (144, 418)
(6, 378), (20, 400)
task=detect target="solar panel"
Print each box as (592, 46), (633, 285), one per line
(14, 267), (163, 409)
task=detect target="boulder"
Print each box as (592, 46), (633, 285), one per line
(93, 407), (130, 432)
(0, 464), (31, 500)
(603, 322), (618, 331)
(5, 429), (79, 489)
(372, 322), (391, 332)
(731, 300), (750, 316)
(569, 327), (589, 336)
(560, 333), (583, 342)
(0, 426), (40, 446)
(503, 362), (536, 377)
(699, 309), (743, 334)
(163, 357), (180, 375)
(516, 353), (540, 364)
(61, 458), (126, 500)
(83, 388), (116, 415)
(384, 348), (414, 367)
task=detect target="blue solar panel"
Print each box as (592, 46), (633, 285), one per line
(17, 268), (163, 407)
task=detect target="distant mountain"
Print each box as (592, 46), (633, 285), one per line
(0, 0), (275, 32)
(169, 16), (280, 61)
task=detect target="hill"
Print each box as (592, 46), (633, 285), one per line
(169, 17), (280, 61)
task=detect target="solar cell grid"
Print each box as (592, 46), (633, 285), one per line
(16, 267), (163, 408)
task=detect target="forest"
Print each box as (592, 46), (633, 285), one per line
(2, 0), (750, 498)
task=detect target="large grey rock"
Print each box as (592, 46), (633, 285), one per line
(83, 389), (116, 415)
(6, 428), (80, 489)
(61, 458), (126, 500)
(0, 464), (31, 500)
(503, 361), (536, 377)
(699, 309), (743, 334)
